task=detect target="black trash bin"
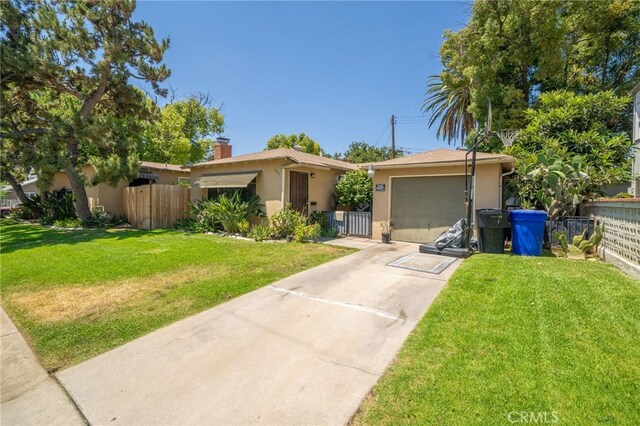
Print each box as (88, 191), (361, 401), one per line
(475, 209), (510, 254)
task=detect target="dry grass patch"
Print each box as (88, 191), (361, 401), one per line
(8, 266), (232, 323)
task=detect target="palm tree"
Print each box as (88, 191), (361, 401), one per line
(422, 74), (474, 146)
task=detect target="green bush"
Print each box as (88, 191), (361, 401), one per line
(82, 211), (127, 228)
(248, 223), (273, 242)
(186, 192), (264, 234)
(335, 170), (372, 210)
(210, 192), (262, 234)
(11, 204), (40, 220)
(270, 204), (307, 239)
(53, 218), (82, 228)
(321, 227), (338, 238)
(174, 217), (203, 233)
(11, 193), (77, 223)
(189, 198), (219, 232)
(293, 223), (322, 243)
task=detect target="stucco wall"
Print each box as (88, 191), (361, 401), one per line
(289, 166), (344, 213)
(49, 167), (188, 217)
(191, 159), (287, 217)
(371, 162), (503, 240)
(191, 161), (345, 217)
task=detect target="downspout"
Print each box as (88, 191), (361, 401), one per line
(499, 167), (515, 209)
(280, 168), (286, 208)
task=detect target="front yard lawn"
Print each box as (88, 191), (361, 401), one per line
(354, 254), (640, 425)
(0, 221), (353, 371)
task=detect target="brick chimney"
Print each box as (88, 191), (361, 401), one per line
(214, 137), (232, 160)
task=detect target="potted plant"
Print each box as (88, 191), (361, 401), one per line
(381, 220), (391, 244)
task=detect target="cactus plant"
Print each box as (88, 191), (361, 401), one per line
(554, 224), (603, 258)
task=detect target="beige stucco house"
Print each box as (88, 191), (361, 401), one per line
(4, 161), (190, 217)
(190, 146), (356, 217)
(364, 149), (515, 243)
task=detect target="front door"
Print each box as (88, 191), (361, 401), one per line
(289, 171), (309, 213)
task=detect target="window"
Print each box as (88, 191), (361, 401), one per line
(207, 178), (257, 199)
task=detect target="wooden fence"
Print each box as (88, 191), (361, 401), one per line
(123, 184), (190, 230)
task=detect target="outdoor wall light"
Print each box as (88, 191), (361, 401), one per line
(367, 164), (375, 178)
(310, 173), (316, 178)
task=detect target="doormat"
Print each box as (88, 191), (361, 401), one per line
(387, 253), (457, 274)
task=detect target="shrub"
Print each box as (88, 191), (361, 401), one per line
(186, 192), (264, 234)
(174, 217), (202, 233)
(270, 204), (307, 239)
(11, 193), (77, 223)
(12, 204), (40, 220)
(189, 199), (219, 232)
(293, 223), (322, 243)
(321, 227), (338, 238)
(335, 170), (372, 210)
(53, 218), (82, 228)
(237, 219), (251, 235)
(249, 223), (273, 242)
(83, 211), (127, 228)
(210, 192), (262, 234)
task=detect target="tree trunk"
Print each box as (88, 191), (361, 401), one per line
(4, 171), (32, 204)
(64, 166), (92, 221)
(520, 63), (530, 104)
(65, 137), (92, 221)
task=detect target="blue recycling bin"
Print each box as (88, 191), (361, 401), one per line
(509, 210), (547, 256)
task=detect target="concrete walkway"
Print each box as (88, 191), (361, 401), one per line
(0, 308), (85, 425)
(57, 243), (461, 425)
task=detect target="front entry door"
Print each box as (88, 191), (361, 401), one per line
(289, 171), (309, 213)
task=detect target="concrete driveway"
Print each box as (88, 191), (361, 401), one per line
(57, 242), (461, 425)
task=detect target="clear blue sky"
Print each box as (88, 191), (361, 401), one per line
(135, 1), (471, 156)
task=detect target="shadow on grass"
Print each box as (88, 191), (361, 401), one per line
(0, 221), (177, 254)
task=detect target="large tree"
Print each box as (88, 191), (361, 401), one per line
(505, 90), (632, 206)
(0, 0), (170, 220)
(425, 0), (640, 143)
(141, 95), (224, 165)
(266, 133), (322, 155)
(337, 141), (399, 163)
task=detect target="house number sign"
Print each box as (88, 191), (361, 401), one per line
(375, 184), (386, 192)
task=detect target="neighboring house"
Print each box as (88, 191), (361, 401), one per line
(630, 82), (640, 197)
(190, 140), (356, 217)
(363, 149), (515, 243)
(4, 161), (190, 216)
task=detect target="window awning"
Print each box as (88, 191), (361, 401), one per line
(137, 171), (160, 181)
(194, 171), (259, 188)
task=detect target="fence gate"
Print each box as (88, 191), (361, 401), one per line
(324, 211), (372, 237)
(123, 184), (190, 230)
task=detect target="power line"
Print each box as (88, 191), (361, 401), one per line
(373, 123), (390, 146)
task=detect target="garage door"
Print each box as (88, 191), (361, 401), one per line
(391, 175), (466, 243)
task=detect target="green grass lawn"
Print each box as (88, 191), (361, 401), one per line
(0, 221), (353, 371)
(354, 254), (640, 425)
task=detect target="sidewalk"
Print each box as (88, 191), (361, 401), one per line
(0, 308), (84, 425)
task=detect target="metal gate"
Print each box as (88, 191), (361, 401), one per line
(545, 216), (594, 247)
(324, 211), (372, 237)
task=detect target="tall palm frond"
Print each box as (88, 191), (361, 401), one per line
(422, 75), (474, 146)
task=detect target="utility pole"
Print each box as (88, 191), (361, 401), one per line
(390, 114), (396, 158)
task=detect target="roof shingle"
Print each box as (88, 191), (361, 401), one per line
(191, 148), (357, 171)
(363, 148), (514, 168)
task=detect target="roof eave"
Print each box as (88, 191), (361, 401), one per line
(364, 157), (514, 170)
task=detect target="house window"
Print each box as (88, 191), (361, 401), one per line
(207, 178), (257, 199)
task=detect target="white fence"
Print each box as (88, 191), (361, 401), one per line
(582, 200), (640, 280)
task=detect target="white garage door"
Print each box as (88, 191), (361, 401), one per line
(390, 175), (466, 243)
